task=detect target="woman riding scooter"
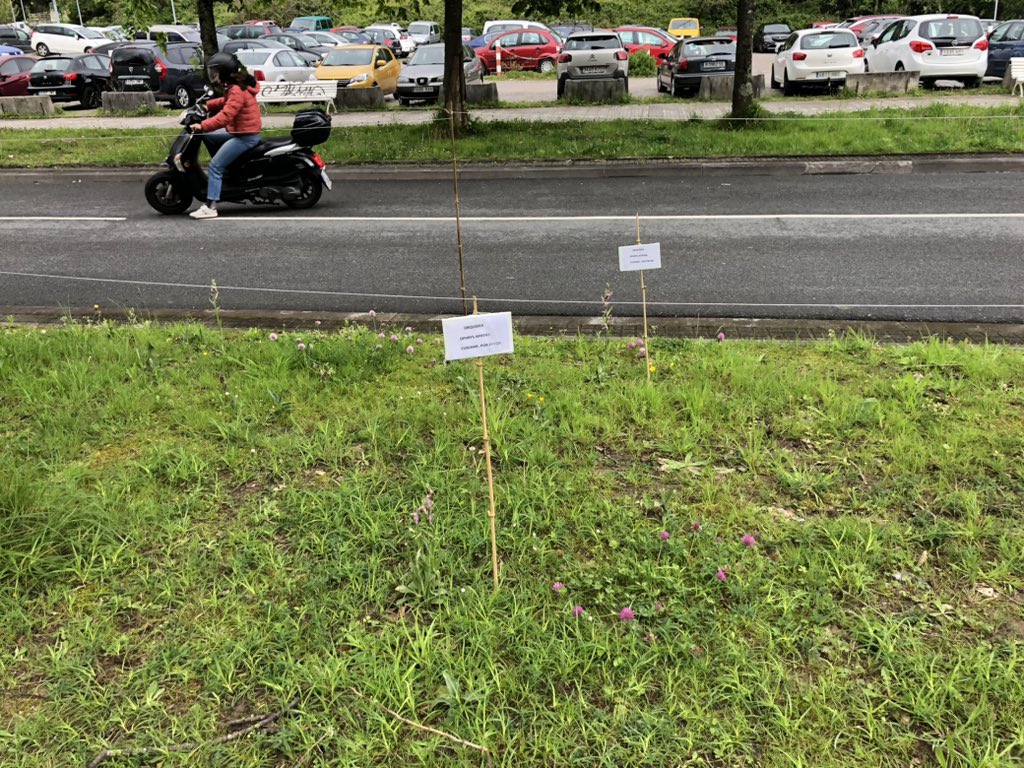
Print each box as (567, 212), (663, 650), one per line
(187, 52), (261, 220)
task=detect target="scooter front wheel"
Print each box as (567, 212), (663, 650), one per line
(145, 171), (193, 215)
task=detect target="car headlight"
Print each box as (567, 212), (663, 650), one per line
(433, 75), (444, 83)
(349, 73), (369, 84)
(398, 75), (412, 83)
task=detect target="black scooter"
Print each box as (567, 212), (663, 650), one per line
(144, 91), (333, 215)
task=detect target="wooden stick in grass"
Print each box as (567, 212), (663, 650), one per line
(637, 212), (651, 381)
(473, 296), (501, 590)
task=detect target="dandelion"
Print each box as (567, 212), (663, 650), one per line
(716, 568), (728, 581)
(741, 533), (757, 548)
(297, 342), (306, 351)
(552, 581), (565, 593)
(716, 331), (726, 342)
(269, 332), (278, 341)
(571, 605), (584, 618)
(406, 345), (415, 354)
(659, 530), (670, 541)
(619, 607), (635, 623)
(390, 334), (399, 342)
(691, 521), (702, 532)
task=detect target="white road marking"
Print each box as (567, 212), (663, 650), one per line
(216, 213), (1024, 222)
(0, 216), (126, 221)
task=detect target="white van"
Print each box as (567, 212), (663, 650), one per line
(141, 25), (201, 43)
(482, 20), (552, 36)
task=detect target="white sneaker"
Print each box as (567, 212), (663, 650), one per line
(189, 204), (218, 220)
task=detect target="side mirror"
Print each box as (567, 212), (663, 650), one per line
(375, 59), (385, 68)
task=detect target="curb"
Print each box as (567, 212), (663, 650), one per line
(8, 307), (1024, 344)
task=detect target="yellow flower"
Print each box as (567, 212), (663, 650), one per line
(538, 396), (545, 402)
(526, 393), (534, 399)
(202, 351), (208, 356)
(649, 365), (656, 373)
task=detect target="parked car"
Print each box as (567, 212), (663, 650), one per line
(138, 25), (200, 43)
(219, 24), (274, 40)
(290, 16), (334, 32)
(667, 18), (701, 39)
(714, 26), (738, 41)
(476, 28), (562, 73)
(657, 35), (735, 96)
(314, 43), (400, 94)
(95, 25), (128, 41)
(614, 26), (675, 59)
(305, 31), (351, 47)
(754, 22), (792, 53)
(407, 21), (441, 45)
(330, 29), (371, 45)
(31, 24), (107, 56)
(235, 48), (315, 82)
(221, 39), (293, 56)
(0, 53), (35, 96)
(461, 27), (477, 42)
(260, 33), (332, 62)
(772, 27), (864, 94)
(0, 43), (21, 56)
(482, 20), (551, 36)
(0, 24), (33, 53)
(366, 24), (415, 56)
(28, 53), (110, 107)
(556, 30), (628, 98)
(852, 16), (905, 48)
(396, 42), (483, 105)
(110, 42), (205, 108)
(985, 19), (1024, 78)
(467, 31), (502, 49)
(551, 22), (594, 38)
(361, 27), (403, 57)
(865, 14), (987, 88)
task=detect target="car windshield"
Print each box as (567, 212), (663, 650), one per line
(322, 48), (372, 65)
(31, 58), (71, 72)
(565, 35), (620, 50)
(764, 24), (790, 33)
(800, 31), (857, 48)
(235, 50), (272, 65)
(920, 19), (983, 40)
(409, 46), (445, 64)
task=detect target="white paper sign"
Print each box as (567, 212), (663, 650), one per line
(443, 312), (514, 361)
(618, 242), (662, 272)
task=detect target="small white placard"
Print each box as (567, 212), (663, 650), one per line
(618, 242), (662, 272)
(443, 312), (514, 361)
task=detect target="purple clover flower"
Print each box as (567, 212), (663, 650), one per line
(659, 530), (670, 541)
(742, 533), (757, 548)
(552, 581), (565, 593)
(619, 607), (635, 623)
(716, 568), (728, 581)
(571, 605), (584, 618)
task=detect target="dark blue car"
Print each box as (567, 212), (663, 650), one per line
(986, 20), (1024, 78)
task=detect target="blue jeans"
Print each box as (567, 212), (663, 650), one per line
(202, 129), (260, 203)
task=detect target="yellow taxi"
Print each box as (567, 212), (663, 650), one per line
(667, 18), (701, 39)
(314, 44), (400, 94)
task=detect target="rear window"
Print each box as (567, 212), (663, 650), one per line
(564, 35), (621, 50)
(920, 18), (983, 40)
(670, 20), (699, 31)
(112, 47), (155, 65)
(764, 24), (790, 33)
(683, 40), (735, 55)
(235, 50), (271, 66)
(800, 31), (857, 49)
(165, 45), (200, 65)
(31, 58), (71, 72)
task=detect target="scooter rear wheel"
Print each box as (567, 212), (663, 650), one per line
(283, 172), (323, 210)
(145, 171), (193, 215)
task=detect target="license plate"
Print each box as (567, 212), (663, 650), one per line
(320, 170), (332, 190)
(413, 86), (432, 92)
(581, 66), (605, 73)
(38, 90), (56, 96)
(941, 48), (966, 56)
(704, 61), (726, 70)
(814, 71), (845, 78)
(125, 79), (145, 86)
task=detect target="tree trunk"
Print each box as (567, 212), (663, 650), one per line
(197, 0), (218, 60)
(730, 0), (757, 119)
(442, 0), (469, 132)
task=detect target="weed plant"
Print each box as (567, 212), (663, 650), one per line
(1, 322), (1023, 767)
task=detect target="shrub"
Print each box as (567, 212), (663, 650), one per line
(628, 50), (657, 77)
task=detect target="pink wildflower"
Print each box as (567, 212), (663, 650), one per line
(637, 347), (647, 358)
(297, 342), (306, 351)
(406, 345), (414, 354)
(269, 332), (278, 341)
(390, 334), (399, 342)
(552, 581), (565, 593)
(377, 332), (385, 339)
(571, 605), (584, 618)
(619, 607), (635, 623)
(717, 331), (726, 342)
(404, 326), (413, 333)
(716, 568), (727, 581)
(659, 530), (670, 541)
(742, 534), (757, 548)
(628, 341), (636, 350)
(691, 521), (703, 532)
(368, 309), (376, 317)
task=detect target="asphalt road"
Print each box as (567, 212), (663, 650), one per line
(2, 166), (1023, 323)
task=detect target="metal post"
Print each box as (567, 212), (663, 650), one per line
(170, 0), (177, 24)
(75, 0), (82, 25)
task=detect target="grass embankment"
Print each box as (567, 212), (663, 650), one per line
(1, 321), (1023, 767)
(1, 103), (1023, 167)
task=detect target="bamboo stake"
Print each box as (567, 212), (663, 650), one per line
(473, 296), (500, 590)
(637, 213), (651, 381)
(447, 108), (469, 315)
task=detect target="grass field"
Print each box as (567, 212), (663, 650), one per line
(1, 319), (1023, 766)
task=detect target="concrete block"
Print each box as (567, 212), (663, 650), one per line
(697, 74), (765, 100)
(466, 82), (499, 104)
(562, 78), (627, 102)
(843, 71), (919, 95)
(0, 95), (55, 115)
(101, 91), (157, 112)
(333, 86), (384, 109)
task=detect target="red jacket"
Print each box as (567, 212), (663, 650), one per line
(200, 83), (262, 135)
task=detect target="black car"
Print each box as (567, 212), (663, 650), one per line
(0, 24), (33, 52)
(657, 36), (736, 96)
(110, 42), (205, 108)
(219, 23), (281, 39)
(260, 32), (331, 61)
(754, 22), (792, 53)
(28, 53), (111, 108)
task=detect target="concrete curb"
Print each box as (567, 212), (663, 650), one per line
(8, 307), (1024, 344)
(4, 154), (1024, 181)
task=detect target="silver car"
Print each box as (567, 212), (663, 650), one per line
(396, 43), (484, 105)
(556, 31), (629, 98)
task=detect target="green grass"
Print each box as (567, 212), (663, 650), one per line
(1, 320), (1023, 767)
(2, 102), (1024, 167)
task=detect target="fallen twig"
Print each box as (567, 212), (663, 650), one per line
(88, 696), (299, 768)
(349, 687), (493, 765)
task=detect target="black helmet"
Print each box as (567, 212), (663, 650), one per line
(206, 52), (241, 81)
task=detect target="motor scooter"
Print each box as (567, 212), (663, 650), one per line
(144, 91), (332, 215)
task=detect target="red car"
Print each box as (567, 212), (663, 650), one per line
(476, 28), (561, 73)
(0, 54), (36, 97)
(614, 26), (676, 58)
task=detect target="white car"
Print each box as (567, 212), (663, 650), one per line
(864, 14), (988, 87)
(771, 27), (865, 94)
(234, 48), (315, 81)
(30, 23), (107, 56)
(367, 23), (415, 55)
(407, 21), (441, 45)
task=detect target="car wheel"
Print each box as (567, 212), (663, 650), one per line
(622, 75), (629, 93)
(783, 70), (797, 96)
(895, 62), (905, 72)
(81, 86), (100, 109)
(656, 73), (667, 93)
(144, 171), (193, 215)
(538, 58), (554, 74)
(84, 46), (93, 53)
(398, 97), (410, 106)
(556, 76), (566, 99)
(670, 78), (680, 97)
(174, 85), (192, 108)
(284, 172), (323, 209)
(35, 42), (49, 56)
(963, 76), (981, 88)
(770, 67), (780, 89)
